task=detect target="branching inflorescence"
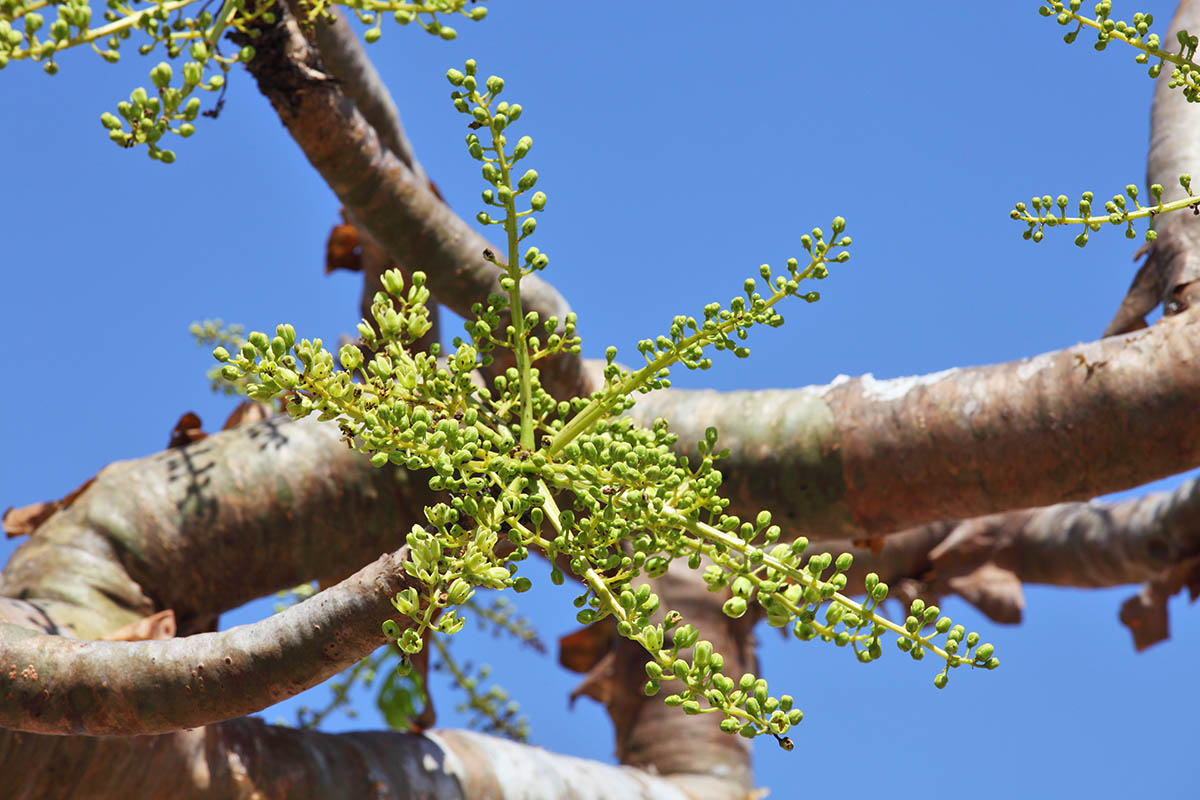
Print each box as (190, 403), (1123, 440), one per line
(0, 0), (486, 161)
(1017, 3), (1200, 245)
(213, 60), (997, 747)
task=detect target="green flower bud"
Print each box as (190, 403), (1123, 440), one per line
(513, 135), (532, 158)
(517, 169), (538, 191)
(521, 217), (536, 236)
(722, 596), (748, 619)
(239, 45), (255, 62)
(400, 628), (422, 653)
(438, 26), (456, 40)
(100, 112), (123, 130)
(447, 578), (472, 605)
(674, 624), (699, 649)
(693, 640), (712, 667)
(530, 191), (546, 211)
(446, 68), (465, 85)
(150, 62), (172, 89)
(485, 75), (504, 94)
(975, 643), (994, 661)
(364, 28), (381, 44)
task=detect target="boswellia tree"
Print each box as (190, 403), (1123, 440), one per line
(1, 1), (1199, 797)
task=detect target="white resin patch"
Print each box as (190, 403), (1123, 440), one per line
(1016, 352), (1055, 382)
(848, 367), (961, 402)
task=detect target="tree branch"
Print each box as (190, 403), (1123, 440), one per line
(0, 721), (743, 799)
(627, 310), (1200, 537)
(1106, 0), (1200, 335)
(307, 7), (425, 179)
(233, 6), (589, 400)
(0, 417), (435, 637)
(0, 547), (414, 735)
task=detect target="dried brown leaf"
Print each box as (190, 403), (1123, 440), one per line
(167, 412), (207, 449)
(222, 400), (272, 430)
(101, 609), (178, 641)
(3, 476), (95, 538)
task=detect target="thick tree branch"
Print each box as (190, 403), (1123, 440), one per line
(628, 310), (1200, 537)
(812, 474), (1200, 635)
(0, 548), (414, 735)
(0, 721), (743, 799)
(0, 417), (434, 637)
(1106, 0), (1200, 335)
(307, 7), (425, 180)
(234, 7), (589, 399)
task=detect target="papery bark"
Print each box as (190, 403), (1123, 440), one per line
(1105, 0), (1200, 334)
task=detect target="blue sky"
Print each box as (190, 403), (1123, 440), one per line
(2, 2), (1198, 796)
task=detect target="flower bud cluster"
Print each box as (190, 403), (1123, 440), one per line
(209, 69), (996, 747)
(631, 224), (849, 377)
(1011, 175), (1196, 246)
(447, 58), (552, 276)
(1040, 3), (1200, 101)
(1, 0), (485, 157)
(645, 625), (805, 748)
(349, 0), (485, 45)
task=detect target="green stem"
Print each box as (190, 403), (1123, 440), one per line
(3, 0), (197, 60)
(547, 258), (826, 457)
(665, 507), (955, 662)
(491, 125), (535, 452)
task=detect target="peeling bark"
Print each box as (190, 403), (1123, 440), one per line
(1106, 0), (1200, 335)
